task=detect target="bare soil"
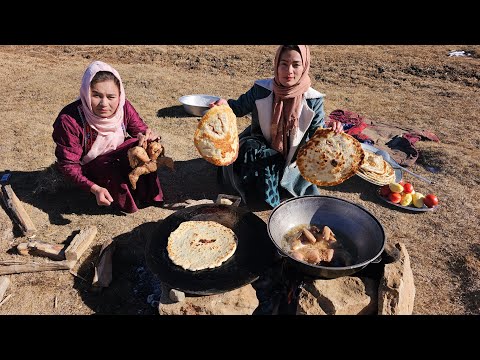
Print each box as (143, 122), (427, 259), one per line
(0, 45), (478, 315)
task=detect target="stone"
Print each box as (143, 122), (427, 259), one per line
(159, 284), (258, 315)
(169, 288), (186, 302)
(378, 242), (415, 315)
(297, 276), (378, 315)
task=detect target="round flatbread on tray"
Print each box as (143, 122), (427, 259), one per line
(356, 149), (396, 185)
(194, 105), (239, 166)
(297, 128), (364, 186)
(167, 221), (237, 271)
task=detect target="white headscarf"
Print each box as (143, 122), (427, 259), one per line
(80, 61), (126, 165)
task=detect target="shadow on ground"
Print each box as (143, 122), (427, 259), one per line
(2, 157), (238, 229)
(158, 158), (238, 206)
(1, 169), (127, 229)
(156, 105), (190, 118)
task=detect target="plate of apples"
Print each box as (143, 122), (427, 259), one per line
(377, 181), (439, 212)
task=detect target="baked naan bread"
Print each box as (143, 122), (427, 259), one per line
(194, 105), (239, 166)
(360, 150), (385, 174)
(297, 128), (364, 186)
(167, 221), (237, 271)
(356, 149), (396, 185)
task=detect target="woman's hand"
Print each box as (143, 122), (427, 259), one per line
(330, 120), (344, 134)
(90, 184), (114, 207)
(137, 128), (160, 148)
(209, 98), (228, 107)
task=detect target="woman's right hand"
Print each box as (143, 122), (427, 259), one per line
(90, 184), (114, 207)
(209, 98), (228, 107)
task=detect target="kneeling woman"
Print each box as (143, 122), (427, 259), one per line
(52, 61), (163, 213)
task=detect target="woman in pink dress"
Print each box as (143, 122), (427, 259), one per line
(52, 60), (164, 213)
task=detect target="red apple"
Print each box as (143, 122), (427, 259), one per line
(379, 185), (391, 197)
(403, 183), (414, 194)
(424, 193), (439, 208)
(388, 192), (402, 204)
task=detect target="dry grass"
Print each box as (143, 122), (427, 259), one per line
(0, 45), (479, 315)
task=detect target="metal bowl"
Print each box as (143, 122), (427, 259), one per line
(179, 94), (220, 117)
(267, 195), (386, 278)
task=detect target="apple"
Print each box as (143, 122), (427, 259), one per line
(424, 194), (439, 208)
(379, 185), (391, 197)
(403, 183), (414, 194)
(400, 193), (413, 206)
(388, 192), (402, 203)
(389, 182), (404, 193)
(412, 192), (425, 208)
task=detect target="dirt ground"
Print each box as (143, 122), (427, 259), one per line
(0, 45), (478, 315)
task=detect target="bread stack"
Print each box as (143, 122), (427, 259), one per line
(355, 149), (396, 185)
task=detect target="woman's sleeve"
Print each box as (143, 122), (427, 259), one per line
(52, 115), (95, 192)
(124, 100), (148, 138)
(227, 85), (259, 118)
(305, 97), (326, 141)
(227, 84), (267, 139)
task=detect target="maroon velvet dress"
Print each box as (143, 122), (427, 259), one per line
(52, 99), (163, 213)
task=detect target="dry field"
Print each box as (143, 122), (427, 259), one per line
(0, 45), (478, 315)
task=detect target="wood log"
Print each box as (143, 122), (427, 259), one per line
(0, 294), (12, 307)
(0, 184), (37, 238)
(65, 226), (97, 262)
(0, 260), (75, 275)
(0, 276), (10, 301)
(92, 239), (116, 288)
(17, 240), (66, 261)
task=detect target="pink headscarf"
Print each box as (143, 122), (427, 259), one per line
(271, 45), (311, 157)
(80, 61), (126, 165)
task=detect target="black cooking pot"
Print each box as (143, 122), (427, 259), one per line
(145, 203), (278, 295)
(267, 195), (385, 279)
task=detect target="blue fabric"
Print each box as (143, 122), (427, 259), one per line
(237, 137), (285, 207)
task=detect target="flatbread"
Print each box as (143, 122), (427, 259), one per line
(167, 221), (237, 271)
(356, 149), (396, 185)
(297, 128), (364, 186)
(194, 105), (239, 166)
(360, 150), (385, 174)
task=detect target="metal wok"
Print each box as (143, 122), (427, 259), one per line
(145, 204), (278, 295)
(267, 195), (386, 279)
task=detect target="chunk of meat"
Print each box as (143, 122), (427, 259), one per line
(128, 161), (158, 190)
(322, 249), (334, 262)
(291, 248), (321, 264)
(302, 228), (317, 244)
(290, 237), (304, 251)
(146, 141), (163, 161)
(291, 247), (334, 265)
(128, 146), (150, 168)
(323, 226), (336, 243)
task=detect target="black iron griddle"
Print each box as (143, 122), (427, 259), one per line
(144, 204), (278, 295)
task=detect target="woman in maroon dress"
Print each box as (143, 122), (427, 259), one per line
(52, 60), (164, 213)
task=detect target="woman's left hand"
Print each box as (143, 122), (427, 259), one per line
(137, 128), (160, 148)
(209, 98), (228, 107)
(331, 120), (344, 134)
